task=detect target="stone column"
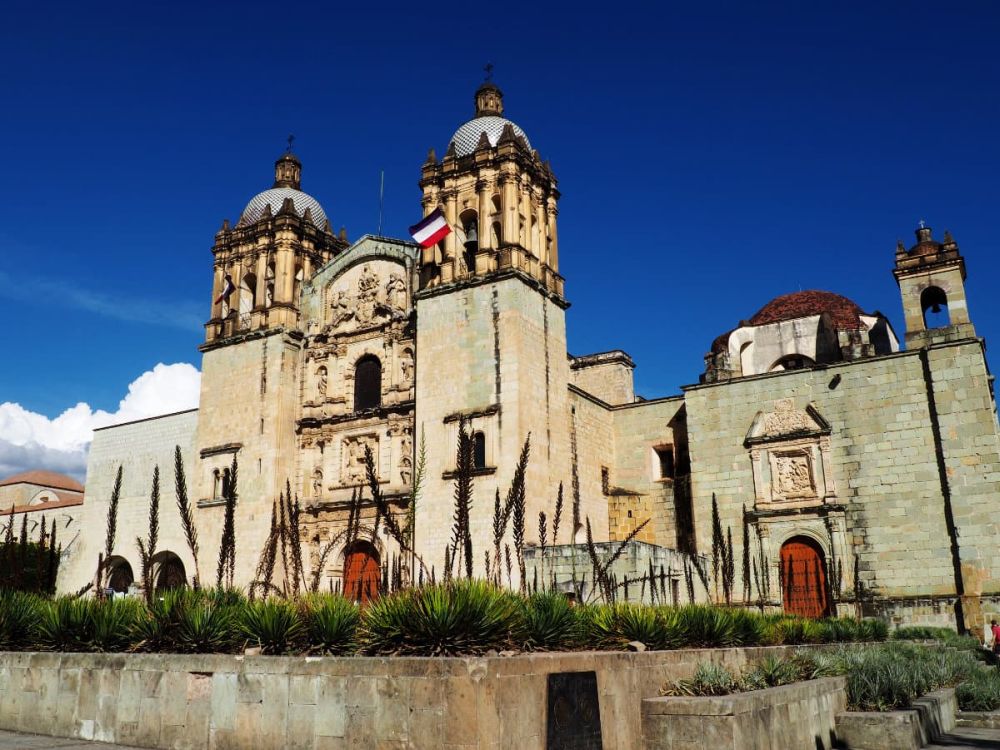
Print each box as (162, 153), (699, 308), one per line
(546, 197), (559, 271)
(477, 179), (491, 252)
(277, 244), (294, 304)
(442, 189), (458, 283)
(520, 179), (532, 253)
(211, 264), (224, 319)
(535, 190), (547, 265)
(254, 252), (269, 309)
(502, 173), (517, 247)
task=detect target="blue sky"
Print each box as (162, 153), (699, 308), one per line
(0, 2), (997, 474)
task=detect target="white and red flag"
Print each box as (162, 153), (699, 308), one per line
(408, 208), (451, 248)
(215, 274), (236, 305)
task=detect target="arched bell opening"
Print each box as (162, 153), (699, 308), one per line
(460, 209), (479, 274)
(921, 286), (950, 329)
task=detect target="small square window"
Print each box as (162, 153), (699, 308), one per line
(654, 446), (674, 479)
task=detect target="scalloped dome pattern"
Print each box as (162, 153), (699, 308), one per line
(240, 187), (328, 228)
(449, 116), (532, 157)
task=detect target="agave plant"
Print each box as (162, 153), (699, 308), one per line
(35, 597), (94, 652)
(173, 600), (236, 654)
(0, 589), (41, 650)
(519, 592), (581, 651)
(299, 594), (360, 655)
(957, 668), (1000, 712)
(361, 580), (520, 656)
(90, 598), (144, 652)
(661, 662), (742, 697)
(239, 598), (303, 655)
(671, 605), (739, 648)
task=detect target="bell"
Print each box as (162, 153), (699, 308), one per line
(464, 221), (478, 246)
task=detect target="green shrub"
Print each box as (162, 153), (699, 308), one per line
(173, 600), (236, 654)
(956, 669), (1000, 712)
(0, 589), (42, 650)
(519, 592), (581, 651)
(856, 618), (889, 642)
(300, 595), (359, 655)
(662, 661), (742, 696)
(35, 597), (94, 652)
(90, 598), (144, 652)
(239, 599), (302, 655)
(671, 605), (739, 647)
(742, 654), (805, 689)
(361, 580), (520, 656)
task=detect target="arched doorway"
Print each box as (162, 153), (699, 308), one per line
(343, 541), (380, 604)
(780, 536), (830, 618)
(151, 551), (187, 591)
(105, 556), (134, 593)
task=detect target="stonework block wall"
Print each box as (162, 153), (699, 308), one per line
(415, 276), (577, 579)
(58, 410), (199, 594)
(682, 341), (1000, 605)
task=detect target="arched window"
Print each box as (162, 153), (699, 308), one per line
(491, 221), (503, 248)
(921, 286), (950, 329)
(151, 551), (187, 591)
(354, 356), (382, 411)
(105, 556), (134, 593)
(293, 265), (304, 305)
(317, 366), (328, 399)
(221, 468), (232, 499)
(212, 469), (221, 499)
(265, 262), (276, 306)
(343, 540), (380, 604)
(769, 354), (815, 372)
(473, 431), (487, 470)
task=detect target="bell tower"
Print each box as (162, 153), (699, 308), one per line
(414, 81), (580, 579)
(417, 81), (563, 296)
(893, 223), (976, 348)
(205, 151), (347, 343)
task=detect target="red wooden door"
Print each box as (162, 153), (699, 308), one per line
(343, 543), (380, 604)
(780, 537), (829, 618)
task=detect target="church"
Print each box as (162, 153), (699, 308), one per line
(58, 81), (1000, 632)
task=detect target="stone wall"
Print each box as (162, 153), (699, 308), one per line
(641, 676), (847, 750)
(0, 645), (824, 750)
(681, 340), (1000, 621)
(57, 410), (199, 594)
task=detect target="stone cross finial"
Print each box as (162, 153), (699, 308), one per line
(287, 134), (295, 153)
(918, 219), (926, 229)
(484, 62), (494, 82)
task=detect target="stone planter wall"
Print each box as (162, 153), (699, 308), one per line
(640, 676), (847, 750)
(0, 645), (824, 750)
(834, 687), (957, 750)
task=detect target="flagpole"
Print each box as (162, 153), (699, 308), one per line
(377, 170), (385, 237)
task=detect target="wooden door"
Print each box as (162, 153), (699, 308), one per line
(343, 543), (380, 604)
(780, 537), (829, 618)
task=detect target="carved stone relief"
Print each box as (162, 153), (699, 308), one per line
(342, 435), (378, 485)
(770, 450), (816, 499)
(762, 398), (810, 435)
(326, 262), (409, 333)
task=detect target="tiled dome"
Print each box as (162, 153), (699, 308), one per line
(449, 116), (532, 157)
(239, 187), (328, 228)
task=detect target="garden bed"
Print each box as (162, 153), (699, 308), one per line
(641, 676), (846, 750)
(835, 687), (956, 750)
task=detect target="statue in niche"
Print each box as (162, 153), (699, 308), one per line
(317, 367), (327, 399)
(399, 350), (414, 385)
(401, 434), (412, 458)
(312, 468), (323, 498)
(400, 455), (412, 486)
(385, 274), (407, 312)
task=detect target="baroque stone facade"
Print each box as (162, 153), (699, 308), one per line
(58, 82), (1000, 631)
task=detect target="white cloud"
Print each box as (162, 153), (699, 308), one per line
(0, 363), (201, 482)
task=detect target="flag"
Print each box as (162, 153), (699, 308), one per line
(409, 208), (451, 248)
(215, 274), (236, 304)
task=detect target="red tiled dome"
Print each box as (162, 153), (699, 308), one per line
(747, 290), (867, 330)
(0, 470), (83, 493)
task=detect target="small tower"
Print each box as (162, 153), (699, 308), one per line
(893, 223), (976, 348)
(417, 81), (562, 297)
(204, 151), (347, 343)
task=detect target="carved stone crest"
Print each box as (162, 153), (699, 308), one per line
(771, 450), (815, 499)
(343, 435), (377, 485)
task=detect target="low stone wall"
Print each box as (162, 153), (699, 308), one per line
(835, 687), (957, 750)
(640, 676), (847, 750)
(0, 645), (820, 750)
(958, 709), (1000, 729)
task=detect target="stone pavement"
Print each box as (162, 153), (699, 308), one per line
(0, 732), (141, 749)
(925, 727), (1000, 748)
